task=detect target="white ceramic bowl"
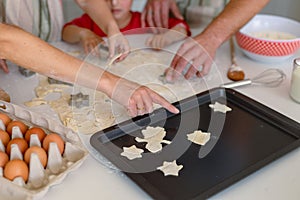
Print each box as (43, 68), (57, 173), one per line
(235, 14), (300, 63)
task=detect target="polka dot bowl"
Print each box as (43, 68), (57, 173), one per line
(235, 14), (300, 63)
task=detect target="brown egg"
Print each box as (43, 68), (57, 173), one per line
(4, 159), (29, 182)
(6, 120), (28, 135)
(24, 146), (47, 168)
(6, 138), (28, 155)
(42, 133), (65, 154)
(0, 151), (9, 167)
(0, 130), (10, 146)
(25, 127), (46, 143)
(0, 113), (11, 127)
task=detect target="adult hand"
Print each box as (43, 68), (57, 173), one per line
(165, 34), (218, 81)
(107, 32), (130, 62)
(110, 77), (179, 117)
(141, 0), (183, 31)
(0, 59), (9, 73)
(79, 29), (104, 55)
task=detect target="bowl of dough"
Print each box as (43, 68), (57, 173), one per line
(235, 14), (300, 63)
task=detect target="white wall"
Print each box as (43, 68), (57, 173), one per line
(62, 0), (83, 22)
(62, 0), (146, 23)
(261, 0), (300, 21)
(131, 0), (147, 11)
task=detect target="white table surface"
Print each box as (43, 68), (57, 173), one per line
(1, 25), (300, 200)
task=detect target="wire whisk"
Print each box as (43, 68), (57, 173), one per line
(221, 68), (286, 88)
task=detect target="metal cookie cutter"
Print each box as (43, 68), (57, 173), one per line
(18, 66), (36, 77)
(69, 92), (89, 108)
(98, 43), (109, 52)
(158, 72), (174, 84)
(48, 77), (73, 86)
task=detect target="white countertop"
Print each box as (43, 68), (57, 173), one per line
(1, 25), (300, 200)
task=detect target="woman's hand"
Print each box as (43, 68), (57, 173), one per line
(106, 76), (179, 117)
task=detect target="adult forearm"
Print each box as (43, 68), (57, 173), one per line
(0, 23), (116, 95)
(198, 0), (270, 48)
(1, 24), (79, 82)
(0, 24), (179, 116)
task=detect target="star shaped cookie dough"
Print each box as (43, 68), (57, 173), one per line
(187, 130), (210, 145)
(120, 145), (144, 160)
(157, 160), (183, 176)
(209, 102), (232, 113)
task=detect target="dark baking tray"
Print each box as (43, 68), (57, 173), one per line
(90, 88), (300, 199)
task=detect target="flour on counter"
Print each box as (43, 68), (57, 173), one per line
(25, 75), (116, 134)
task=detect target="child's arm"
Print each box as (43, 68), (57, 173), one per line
(146, 23), (188, 49)
(62, 25), (103, 55)
(75, 0), (130, 60)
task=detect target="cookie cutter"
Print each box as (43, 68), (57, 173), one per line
(48, 77), (73, 86)
(98, 43), (109, 52)
(69, 92), (89, 108)
(158, 72), (174, 84)
(18, 66), (36, 77)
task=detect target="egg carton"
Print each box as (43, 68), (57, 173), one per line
(0, 100), (88, 200)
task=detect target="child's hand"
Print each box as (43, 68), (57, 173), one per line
(146, 33), (172, 49)
(0, 59), (9, 73)
(107, 32), (130, 62)
(79, 29), (104, 55)
(146, 27), (187, 50)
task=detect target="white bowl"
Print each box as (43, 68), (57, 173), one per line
(235, 14), (300, 63)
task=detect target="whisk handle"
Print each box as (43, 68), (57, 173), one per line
(221, 79), (252, 88)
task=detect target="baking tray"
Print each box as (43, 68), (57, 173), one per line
(90, 87), (300, 199)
